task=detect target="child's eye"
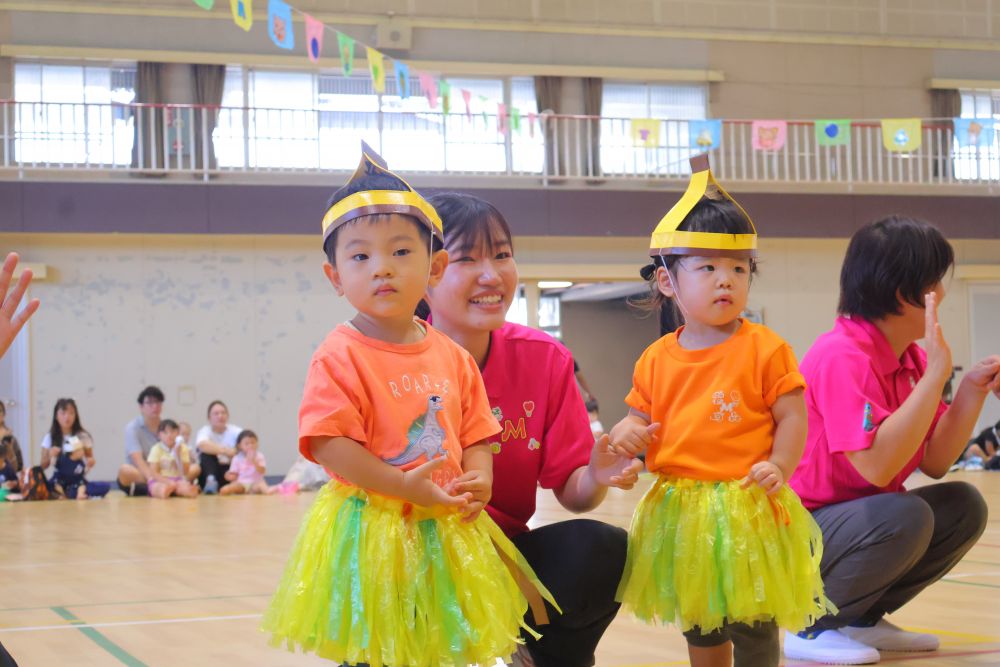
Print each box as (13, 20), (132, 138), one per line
(735, 266), (747, 274)
(699, 264), (715, 272)
(351, 253), (368, 262)
(495, 251), (512, 260)
(393, 248), (412, 257)
(453, 256), (474, 263)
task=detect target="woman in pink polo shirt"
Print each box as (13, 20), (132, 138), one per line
(784, 216), (999, 666)
(422, 192), (643, 667)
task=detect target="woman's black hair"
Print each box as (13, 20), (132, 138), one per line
(322, 173), (442, 264)
(838, 215), (954, 321)
(425, 192), (514, 255)
(206, 399), (228, 419)
(49, 398), (84, 448)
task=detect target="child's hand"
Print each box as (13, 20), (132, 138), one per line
(962, 355), (1000, 397)
(741, 461), (784, 495)
(589, 434), (644, 490)
(400, 458), (471, 510)
(448, 469), (492, 522)
(608, 419), (659, 458)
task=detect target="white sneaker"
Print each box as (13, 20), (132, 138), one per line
(783, 629), (880, 665)
(840, 618), (940, 652)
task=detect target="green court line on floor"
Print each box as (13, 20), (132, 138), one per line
(940, 578), (1000, 590)
(0, 592), (272, 613)
(50, 606), (148, 667)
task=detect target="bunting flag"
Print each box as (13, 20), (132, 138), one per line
(192, 0), (214, 9)
(479, 96), (489, 123)
(418, 73), (438, 109)
(394, 61), (410, 99)
(230, 0), (252, 31)
(689, 119), (722, 151)
(631, 119), (660, 147)
(881, 118), (921, 152)
(462, 89), (473, 119)
(751, 120), (787, 151)
(268, 0), (295, 50)
(511, 107), (521, 132)
(439, 80), (451, 114)
(527, 112), (537, 138)
(366, 47), (385, 93)
(815, 119), (851, 147)
(337, 33), (355, 76)
(954, 118), (995, 147)
(497, 103), (509, 135)
(304, 14), (324, 63)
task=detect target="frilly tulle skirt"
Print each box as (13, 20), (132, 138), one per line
(616, 476), (835, 634)
(262, 481), (557, 667)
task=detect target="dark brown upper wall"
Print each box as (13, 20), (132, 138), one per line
(1, 181), (998, 239)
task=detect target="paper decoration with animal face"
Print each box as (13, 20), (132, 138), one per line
(631, 118), (660, 147)
(192, 0), (214, 9)
(230, 0), (252, 31)
(304, 13), (324, 63)
(953, 117), (995, 148)
(337, 32), (355, 76)
(268, 0), (294, 50)
(751, 120), (787, 151)
(688, 119), (722, 152)
(815, 119), (851, 146)
(881, 118), (922, 152)
(394, 61), (411, 99)
(418, 73), (438, 109)
(366, 47), (385, 94)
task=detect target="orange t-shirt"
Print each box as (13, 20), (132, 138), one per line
(298, 321), (500, 490)
(625, 320), (806, 481)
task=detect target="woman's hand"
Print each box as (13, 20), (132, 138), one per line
(962, 355), (1000, 397)
(922, 291), (953, 388)
(0, 253), (41, 360)
(588, 434), (643, 490)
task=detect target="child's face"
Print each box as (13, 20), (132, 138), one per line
(324, 215), (447, 325)
(179, 423), (191, 441)
(159, 427), (179, 447)
(56, 405), (76, 433)
(658, 255), (750, 327)
(239, 436), (258, 454)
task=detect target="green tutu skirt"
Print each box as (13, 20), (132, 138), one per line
(616, 476), (835, 633)
(262, 481), (558, 667)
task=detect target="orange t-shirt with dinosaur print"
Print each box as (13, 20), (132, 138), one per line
(298, 321), (500, 490)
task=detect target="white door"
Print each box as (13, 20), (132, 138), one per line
(969, 284), (1000, 433)
(0, 316), (31, 463)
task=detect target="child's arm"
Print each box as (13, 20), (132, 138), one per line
(449, 442), (492, 522)
(608, 409), (660, 458)
(309, 436), (471, 509)
(224, 469), (237, 482)
(253, 453), (266, 475)
(744, 388), (807, 495)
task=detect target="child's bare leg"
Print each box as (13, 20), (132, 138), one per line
(186, 463), (201, 483)
(688, 642), (732, 667)
(220, 482), (245, 496)
(965, 444), (987, 460)
(175, 480), (199, 498)
(151, 481), (175, 498)
(249, 480), (269, 495)
(76, 484), (88, 500)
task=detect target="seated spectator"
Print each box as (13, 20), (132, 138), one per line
(118, 386), (200, 496)
(194, 400), (241, 494)
(220, 430), (275, 495)
(147, 419), (199, 499)
(0, 435), (21, 491)
(40, 398), (108, 500)
(957, 417), (999, 470)
(0, 401), (11, 441)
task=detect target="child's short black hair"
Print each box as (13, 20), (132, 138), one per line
(236, 429), (257, 444)
(838, 215), (954, 321)
(633, 196), (757, 316)
(158, 419), (178, 433)
(322, 173), (442, 265)
(137, 386), (165, 404)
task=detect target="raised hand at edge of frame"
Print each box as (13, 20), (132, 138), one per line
(0, 252), (41, 360)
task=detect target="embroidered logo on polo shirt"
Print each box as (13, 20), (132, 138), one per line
(528, 438), (540, 451)
(711, 390), (742, 423)
(862, 402), (875, 432)
(491, 406), (503, 423)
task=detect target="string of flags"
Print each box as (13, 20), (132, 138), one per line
(192, 0), (539, 137)
(628, 117), (996, 152)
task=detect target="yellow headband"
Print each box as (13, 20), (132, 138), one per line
(321, 143), (444, 245)
(648, 154), (757, 260)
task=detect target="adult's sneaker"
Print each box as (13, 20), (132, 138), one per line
(783, 629), (880, 665)
(204, 474), (219, 495)
(841, 619), (940, 652)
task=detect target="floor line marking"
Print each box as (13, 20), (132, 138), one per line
(0, 592), (272, 613)
(1, 612), (262, 634)
(49, 606), (149, 667)
(0, 551), (287, 570)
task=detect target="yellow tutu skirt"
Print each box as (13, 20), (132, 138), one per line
(262, 481), (558, 667)
(616, 476), (835, 634)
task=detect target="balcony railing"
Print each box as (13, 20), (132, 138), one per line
(1, 99), (998, 188)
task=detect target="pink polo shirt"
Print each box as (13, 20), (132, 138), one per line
(790, 316), (948, 510)
(480, 323), (593, 537)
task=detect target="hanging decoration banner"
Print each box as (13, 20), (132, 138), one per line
(511, 107), (521, 132)
(815, 119), (851, 146)
(192, 0), (214, 9)
(439, 80), (451, 114)
(394, 61), (410, 99)
(268, 0), (295, 50)
(230, 0), (252, 31)
(527, 112), (537, 138)
(689, 119), (722, 151)
(953, 117), (995, 147)
(497, 102), (509, 135)
(304, 14), (324, 63)
(462, 89), (473, 119)
(419, 73), (438, 109)
(337, 33), (356, 76)
(751, 120), (787, 151)
(366, 47), (386, 93)
(630, 119), (660, 147)
(881, 118), (921, 152)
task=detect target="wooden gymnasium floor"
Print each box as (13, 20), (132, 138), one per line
(1, 471), (998, 666)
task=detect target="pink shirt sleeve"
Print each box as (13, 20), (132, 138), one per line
(811, 351), (893, 454)
(537, 348), (592, 489)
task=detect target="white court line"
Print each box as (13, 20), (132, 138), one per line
(0, 613), (263, 633)
(0, 552), (287, 570)
(944, 571), (1000, 579)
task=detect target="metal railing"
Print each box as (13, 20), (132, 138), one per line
(1, 100), (997, 187)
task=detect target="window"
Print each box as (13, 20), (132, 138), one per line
(600, 82), (707, 176)
(14, 61), (135, 165)
(955, 89), (1000, 181)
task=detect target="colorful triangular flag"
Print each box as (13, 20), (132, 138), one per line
(439, 80), (451, 114)
(631, 119), (660, 147)
(304, 14), (324, 63)
(954, 118), (995, 147)
(192, 0), (214, 9)
(815, 119), (851, 147)
(366, 47), (385, 94)
(230, 0), (252, 31)
(268, 0), (294, 50)
(337, 33), (355, 77)
(689, 120), (721, 151)
(527, 112), (537, 138)
(881, 118), (921, 152)
(497, 103), (508, 135)
(751, 120), (787, 151)
(418, 73), (438, 109)
(511, 107), (521, 132)
(462, 89), (472, 119)
(394, 61), (410, 99)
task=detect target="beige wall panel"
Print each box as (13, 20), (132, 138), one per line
(859, 46), (933, 90)
(785, 44), (862, 86)
(782, 85), (868, 118)
(860, 87), (931, 117)
(709, 41), (786, 84)
(712, 81), (791, 119)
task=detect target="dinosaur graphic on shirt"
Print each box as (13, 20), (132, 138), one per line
(381, 395), (447, 466)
